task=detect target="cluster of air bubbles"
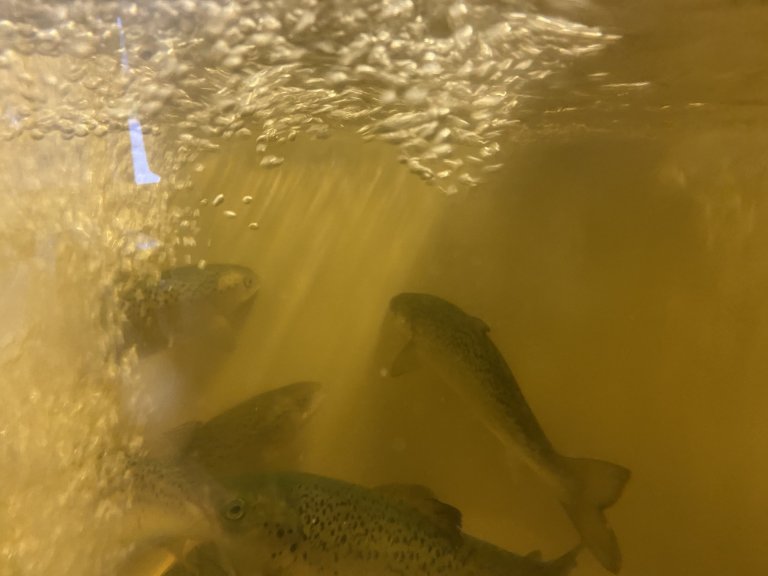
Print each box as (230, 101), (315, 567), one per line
(1, 0), (617, 192)
(0, 109), (193, 574)
(201, 192), (260, 230)
(0, 210), (158, 576)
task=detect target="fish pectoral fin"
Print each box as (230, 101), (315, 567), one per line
(387, 340), (420, 377)
(375, 483), (463, 539)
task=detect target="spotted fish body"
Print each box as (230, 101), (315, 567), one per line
(388, 293), (630, 573)
(162, 381), (324, 478)
(121, 264), (259, 355)
(214, 472), (579, 576)
(136, 383), (323, 576)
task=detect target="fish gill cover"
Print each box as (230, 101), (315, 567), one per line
(0, 0), (617, 194)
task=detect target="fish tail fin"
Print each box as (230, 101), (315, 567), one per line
(543, 546), (582, 576)
(559, 456), (631, 574)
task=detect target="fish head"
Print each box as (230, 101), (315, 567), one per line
(182, 382), (324, 477)
(213, 475), (298, 537)
(116, 458), (225, 544)
(199, 381), (323, 446)
(200, 264), (260, 316)
(157, 264), (260, 312)
(389, 292), (488, 339)
(211, 475), (305, 572)
(389, 292), (455, 335)
(388, 292), (423, 334)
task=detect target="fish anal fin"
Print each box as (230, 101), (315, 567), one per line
(562, 457), (631, 510)
(560, 456), (631, 573)
(387, 340), (420, 377)
(375, 483), (462, 539)
(545, 546), (582, 576)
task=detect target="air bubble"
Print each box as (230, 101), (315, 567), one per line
(260, 155), (284, 168)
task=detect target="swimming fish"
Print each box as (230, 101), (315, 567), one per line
(121, 263), (259, 355)
(111, 456), (241, 576)
(148, 382), (323, 576)
(159, 381), (324, 478)
(387, 293), (630, 573)
(213, 471), (580, 576)
(111, 457), (223, 547)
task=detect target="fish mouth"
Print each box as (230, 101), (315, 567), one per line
(242, 272), (261, 299)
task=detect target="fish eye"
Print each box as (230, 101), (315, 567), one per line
(225, 498), (246, 521)
(243, 277), (252, 288)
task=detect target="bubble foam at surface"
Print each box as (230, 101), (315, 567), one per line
(0, 0), (617, 193)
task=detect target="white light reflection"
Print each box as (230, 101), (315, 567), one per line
(117, 16), (161, 185)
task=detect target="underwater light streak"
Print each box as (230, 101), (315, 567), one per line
(117, 16), (160, 185)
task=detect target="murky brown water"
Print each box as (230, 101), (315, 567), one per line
(2, 1), (768, 575)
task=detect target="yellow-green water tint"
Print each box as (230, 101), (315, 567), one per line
(3, 2), (768, 576)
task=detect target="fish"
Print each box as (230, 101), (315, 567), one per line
(111, 457), (240, 576)
(120, 263), (260, 356)
(148, 382), (323, 576)
(114, 457), (223, 546)
(387, 293), (630, 574)
(212, 471), (581, 576)
(158, 381), (324, 478)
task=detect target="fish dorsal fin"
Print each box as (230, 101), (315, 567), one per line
(469, 315), (490, 333)
(387, 340), (421, 377)
(375, 483), (463, 538)
(158, 421), (203, 460)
